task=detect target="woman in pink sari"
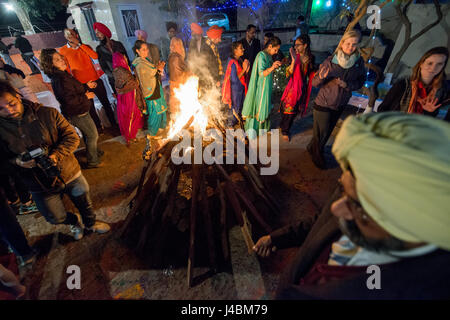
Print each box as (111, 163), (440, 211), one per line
(112, 52), (144, 144)
(280, 34), (316, 141)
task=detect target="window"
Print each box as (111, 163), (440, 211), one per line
(119, 8), (141, 38)
(79, 4), (98, 41)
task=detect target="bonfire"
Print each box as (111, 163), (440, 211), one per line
(121, 76), (279, 287)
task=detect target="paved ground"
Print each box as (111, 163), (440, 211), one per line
(9, 51), (345, 299)
(14, 110), (344, 300)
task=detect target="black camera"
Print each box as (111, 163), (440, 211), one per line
(21, 146), (61, 178)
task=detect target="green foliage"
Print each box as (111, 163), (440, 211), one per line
(16, 0), (64, 20)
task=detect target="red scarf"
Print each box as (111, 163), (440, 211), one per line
(281, 54), (314, 115)
(407, 80), (429, 114)
(222, 58), (247, 107)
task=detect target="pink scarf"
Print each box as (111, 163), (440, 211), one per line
(281, 54), (313, 116)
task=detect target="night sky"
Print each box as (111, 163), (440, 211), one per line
(0, 3), (69, 37)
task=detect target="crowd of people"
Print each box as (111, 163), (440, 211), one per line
(0, 16), (449, 299)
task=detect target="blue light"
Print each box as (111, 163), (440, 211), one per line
(326, 0), (332, 7)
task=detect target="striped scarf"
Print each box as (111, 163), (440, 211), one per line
(206, 38), (223, 77)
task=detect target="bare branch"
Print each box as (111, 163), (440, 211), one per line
(410, 0), (443, 43)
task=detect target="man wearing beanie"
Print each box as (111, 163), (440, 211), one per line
(93, 22), (129, 92)
(253, 112), (450, 299)
(199, 25), (224, 90)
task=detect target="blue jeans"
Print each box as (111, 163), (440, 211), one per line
(31, 174), (96, 228)
(70, 113), (101, 166)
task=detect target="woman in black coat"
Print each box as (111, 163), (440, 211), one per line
(378, 46), (449, 122)
(40, 49), (103, 169)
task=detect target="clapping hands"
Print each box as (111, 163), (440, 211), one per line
(242, 59), (250, 73)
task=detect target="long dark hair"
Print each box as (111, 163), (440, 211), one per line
(133, 40), (147, 56)
(263, 36), (281, 50)
(411, 46), (448, 90)
(295, 34), (315, 72)
(40, 48), (58, 76)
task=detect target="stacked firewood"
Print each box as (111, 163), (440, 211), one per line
(121, 122), (280, 287)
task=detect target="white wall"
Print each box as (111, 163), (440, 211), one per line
(68, 0), (179, 58)
(386, 3), (450, 80)
(68, 0), (117, 49)
(109, 0), (178, 56)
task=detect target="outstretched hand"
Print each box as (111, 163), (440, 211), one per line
(253, 235), (276, 257)
(418, 95), (441, 112)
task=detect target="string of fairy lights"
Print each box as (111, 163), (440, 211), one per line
(196, 0), (289, 13)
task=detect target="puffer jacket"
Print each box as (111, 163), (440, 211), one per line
(0, 100), (81, 192)
(312, 55), (366, 111)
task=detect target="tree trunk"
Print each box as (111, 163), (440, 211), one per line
(386, 0), (443, 74)
(9, 0), (35, 35)
(305, 0), (314, 26)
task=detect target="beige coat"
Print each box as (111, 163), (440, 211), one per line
(132, 56), (158, 99)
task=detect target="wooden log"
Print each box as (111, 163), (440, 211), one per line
(216, 164), (272, 234)
(223, 181), (244, 227)
(247, 164), (281, 212)
(238, 165), (279, 214)
(200, 173), (218, 273)
(187, 164), (202, 287)
(152, 166), (181, 266)
(217, 179), (229, 262)
(240, 211), (255, 255)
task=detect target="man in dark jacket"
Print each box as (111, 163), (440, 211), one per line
(93, 23), (129, 92)
(198, 25), (224, 92)
(9, 33), (40, 75)
(0, 80), (110, 241)
(254, 112), (450, 299)
(240, 24), (261, 74)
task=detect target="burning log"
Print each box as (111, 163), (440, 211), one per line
(122, 76), (277, 287)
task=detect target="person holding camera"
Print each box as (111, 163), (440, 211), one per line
(0, 80), (110, 241)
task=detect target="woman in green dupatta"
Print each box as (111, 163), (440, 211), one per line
(242, 36), (282, 138)
(132, 40), (168, 136)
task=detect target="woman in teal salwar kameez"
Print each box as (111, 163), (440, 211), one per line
(242, 36), (282, 138)
(132, 40), (168, 136)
